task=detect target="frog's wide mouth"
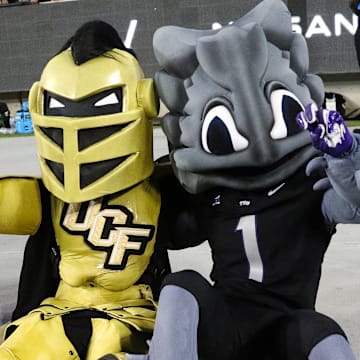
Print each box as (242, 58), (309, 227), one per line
(217, 145), (310, 179)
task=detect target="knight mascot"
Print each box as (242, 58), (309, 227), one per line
(0, 21), (171, 359)
(119, 0), (360, 359)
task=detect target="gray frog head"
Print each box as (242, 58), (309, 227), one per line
(153, 0), (324, 194)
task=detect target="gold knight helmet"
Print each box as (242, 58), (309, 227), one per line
(29, 21), (159, 203)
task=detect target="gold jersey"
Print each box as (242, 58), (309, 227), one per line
(52, 178), (161, 305)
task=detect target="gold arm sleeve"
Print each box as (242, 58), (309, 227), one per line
(0, 177), (42, 235)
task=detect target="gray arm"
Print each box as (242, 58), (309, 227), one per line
(321, 134), (360, 224)
(322, 188), (360, 225)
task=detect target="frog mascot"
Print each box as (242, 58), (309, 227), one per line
(120, 0), (360, 359)
(0, 20), (171, 360)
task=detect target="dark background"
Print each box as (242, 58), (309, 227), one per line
(0, 0), (357, 93)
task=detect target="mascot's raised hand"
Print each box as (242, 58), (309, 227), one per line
(298, 103), (360, 210)
(296, 103), (353, 157)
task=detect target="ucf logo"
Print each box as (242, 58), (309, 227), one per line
(61, 198), (154, 270)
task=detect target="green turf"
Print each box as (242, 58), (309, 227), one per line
(346, 120), (360, 127)
(0, 132), (33, 138)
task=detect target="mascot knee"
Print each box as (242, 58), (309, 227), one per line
(159, 271), (205, 312)
(162, 270), (211, 295)
(278, 310), (346, 358)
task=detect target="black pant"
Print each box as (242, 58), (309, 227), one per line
(162, 270), (346, 360)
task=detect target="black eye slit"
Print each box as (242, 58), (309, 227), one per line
(44, 88), (123, 117)
(80, 156), (129, 188)
(45, 159), (64, 184)
(78, 124), (130, 151)
(45, 156), (129, 189)
(40, 127), (64, 149)
(282, 95), (303, 136)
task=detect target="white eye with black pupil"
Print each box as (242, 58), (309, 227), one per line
(270, 89), (304, 139)
(201, 105), (248, 155)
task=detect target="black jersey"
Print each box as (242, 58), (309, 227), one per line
(195, 166), (333, 309)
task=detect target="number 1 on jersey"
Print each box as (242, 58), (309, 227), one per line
(235, 215), (263, 282)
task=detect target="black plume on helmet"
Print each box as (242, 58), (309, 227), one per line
(59, 20), (136, 65)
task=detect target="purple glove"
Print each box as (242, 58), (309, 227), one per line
(296, 103), (353, 157)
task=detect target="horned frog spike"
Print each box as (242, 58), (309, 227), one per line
(153, 0), (325, 194)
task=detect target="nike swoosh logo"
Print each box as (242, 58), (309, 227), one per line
(267, 182), (286, 197)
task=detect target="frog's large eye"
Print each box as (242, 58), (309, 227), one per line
(201, 104), (248, 155)
(270, 89), (304, 139)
